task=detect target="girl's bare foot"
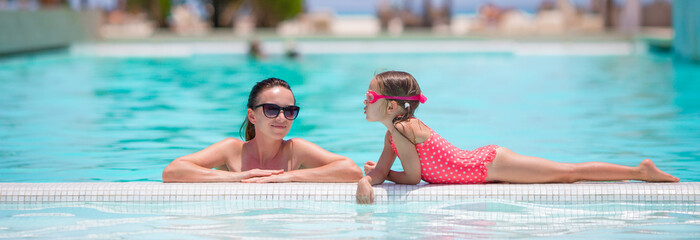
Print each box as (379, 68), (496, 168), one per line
(639, 159), (679, 182)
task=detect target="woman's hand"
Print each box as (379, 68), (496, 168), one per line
(356, 177), (375, 204)
(241, 172), (292, 183)
(364, 161), (377, 175)
(238, 169), (284, 182)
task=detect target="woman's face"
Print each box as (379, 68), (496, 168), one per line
(248, 86), (296, 140)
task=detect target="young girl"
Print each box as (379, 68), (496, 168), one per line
(356, 71), (679, 204)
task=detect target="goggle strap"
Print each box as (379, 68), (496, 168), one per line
(385, 94), (427, 104)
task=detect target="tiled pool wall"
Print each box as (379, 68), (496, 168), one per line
(1, 182), (697, 203)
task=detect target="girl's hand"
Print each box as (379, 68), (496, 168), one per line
(356, 178), (375, 204)
(363, 161), (377, 175)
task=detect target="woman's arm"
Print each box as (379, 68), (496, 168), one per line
(242, 138), (362, 183)
(162, 138), (282, 182)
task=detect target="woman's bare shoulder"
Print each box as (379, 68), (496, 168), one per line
(217, 138), (245, 171)
(286, 138), (316, 149)
(220, 137), (244, 147)
(215, 137), (244, 154)
(286, 138), (338, 157)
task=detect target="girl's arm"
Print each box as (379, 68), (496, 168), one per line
(162, 138), (283, 182)
(242, 138), (363, 183)
(365, 163), (409, 183)
(385, 122), (423, 185)
(357, 131), (398, 204)
(365, 131), (400, 184)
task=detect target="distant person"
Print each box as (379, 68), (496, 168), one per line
(163, 78), (362, 183)
(248, 38), (264, 59)
(284, 39), (300, 59)
(355, 71), (679, 204)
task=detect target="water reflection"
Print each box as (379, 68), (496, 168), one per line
(1, 200), (697, 238)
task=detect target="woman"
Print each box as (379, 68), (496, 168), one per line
(163, 78), (362, 183)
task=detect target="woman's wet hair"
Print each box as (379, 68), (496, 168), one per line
(374, 71), (423, 143)
(239, 78), (294, 141)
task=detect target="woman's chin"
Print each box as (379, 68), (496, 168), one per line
(261, 130), (289, 140)
(273, 129), (291, 138)
(270, 134), (287, 140)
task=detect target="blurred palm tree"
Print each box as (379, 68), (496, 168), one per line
(255, 0), (303, 27)
(119, 0), (171, 28)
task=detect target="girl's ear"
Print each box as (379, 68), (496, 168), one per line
(385, 100), (395, 114)
(247, 108), (257, 125)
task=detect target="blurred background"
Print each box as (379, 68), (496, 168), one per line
(1, 0), (695, 59)
(0, 0), (677, 35)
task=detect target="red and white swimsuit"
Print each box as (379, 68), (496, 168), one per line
(390, 125), (499, 184)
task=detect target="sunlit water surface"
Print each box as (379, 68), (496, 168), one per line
(1, 51), (698, 182)
(0, 200), (698, 239)
(1, 48), (700, 238)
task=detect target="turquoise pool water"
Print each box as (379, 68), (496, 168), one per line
(1, 46), (700, 238)
(1, 50), (698, 182)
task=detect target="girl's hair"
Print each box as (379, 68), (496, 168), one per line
(239, 78), (294, 141)
(374, 71), (423, 143)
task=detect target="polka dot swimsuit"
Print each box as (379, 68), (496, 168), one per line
(390, 124), (499, 184)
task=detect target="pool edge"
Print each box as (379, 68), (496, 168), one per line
(1, 182), (696, 203)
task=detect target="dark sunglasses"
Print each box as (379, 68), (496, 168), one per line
(254, 103), (300, 120)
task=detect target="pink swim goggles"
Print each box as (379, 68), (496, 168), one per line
(365, 90), (427, 104)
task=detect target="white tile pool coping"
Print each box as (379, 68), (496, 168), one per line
(70, 40), (639, 57)
(1, 182), (697, 203)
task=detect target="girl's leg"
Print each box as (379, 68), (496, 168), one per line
(484, 147), (679, 183)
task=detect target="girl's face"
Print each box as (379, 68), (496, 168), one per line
(363, 78), (387, 122)
(248, 87), (296, 140)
